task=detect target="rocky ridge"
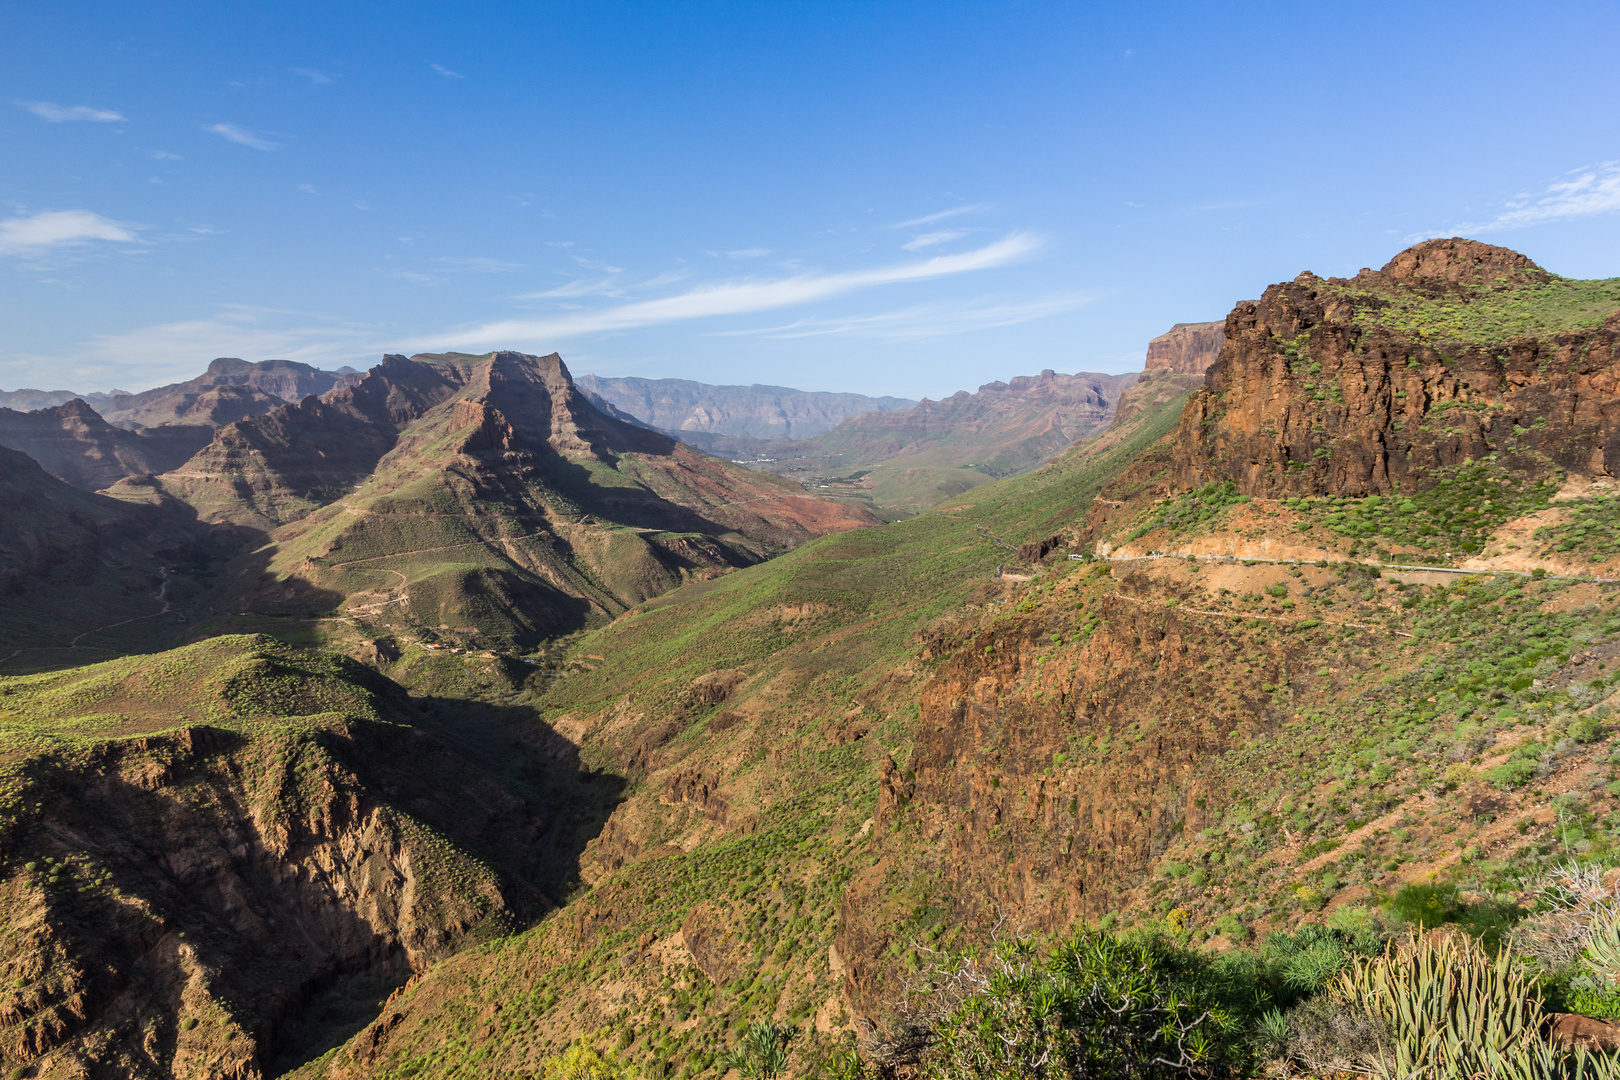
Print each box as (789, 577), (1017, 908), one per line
(1144, 320), (1224, 375)
(114, 351), (876, 652)
(732, 368), (1141, 511)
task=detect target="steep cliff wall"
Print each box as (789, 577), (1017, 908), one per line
(1171, 239), (1620, 499)
(1144, 321), (1224, 375)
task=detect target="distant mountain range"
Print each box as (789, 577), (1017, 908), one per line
(655, 323), (1226, 512)
(574, 375), (913, 440)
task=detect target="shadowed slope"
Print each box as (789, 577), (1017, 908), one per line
(0, 401), (211, 491)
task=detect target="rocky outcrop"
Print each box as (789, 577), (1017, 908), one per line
(1168, 239), (1620, 498)
(134, 354), (469, 529)
(1144, 321), (1224, 375)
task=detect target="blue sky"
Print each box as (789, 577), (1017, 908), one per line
(2, 1), (1618, 398)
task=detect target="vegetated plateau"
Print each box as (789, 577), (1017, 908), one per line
(2, 238), (1620, 1079)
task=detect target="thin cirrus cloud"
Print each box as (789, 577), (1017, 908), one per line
(902, 229), (967, 251)
(19, 100), (124, 122)
(409, 232), (1041, 351)
(205, 123), (281, 150)
(710, 292), (1097, 342)
(0, 209), (137, 255)
(291, 67), (335, 84)
(1418, 162), (1620, 239)
(431, 64), (464, 79)
(887, 204), (991, 229)
(521, 277), (627, 300)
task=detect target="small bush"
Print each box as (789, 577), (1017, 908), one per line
(1569, 715), (1605, 744)
(1489, 759), (1539, 790)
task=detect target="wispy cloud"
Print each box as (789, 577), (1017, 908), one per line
(902, 229), (966, 251)
(721, 247), (773, 259)
(20, 101), (124, 123)
(709, 292), (1095, 342)
(297, 183), (317, 194)
(0, 209), (137, 255)
(408, 232), (1041, 351)
(142, 148), (182, 160)
(888, 204), (990, 229)
(291, 67), (335, 84)
(431, 63), (464, 79)
(205, 123), (280, 150)
(521, 277), (626, 300)
(573, 255), (624, 273)
(438, 256), (523, 273)
(1418, 162), (1620, 239)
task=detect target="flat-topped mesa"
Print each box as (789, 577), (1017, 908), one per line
(96, 356), (354, 429)
(1164, 239), (1620, 499)
(1144, 321), (1225, 375)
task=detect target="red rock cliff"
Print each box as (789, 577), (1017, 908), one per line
(1144, 321), (1224, 375)
(1170, 238), (1620, 498)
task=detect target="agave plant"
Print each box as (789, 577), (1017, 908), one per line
(1336, 930), (1620, 1079)
(1583, 920), (1620, 986)
(721, 1021), (798, 1080)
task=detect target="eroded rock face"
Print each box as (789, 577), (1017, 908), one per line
(0, 720), (546, 1079)
(1144, 322), (1224, 376)
(1167, 239), (1620, 498)
(836, 569), (1342, 1024)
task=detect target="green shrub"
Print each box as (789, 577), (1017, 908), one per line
(1387, 883), (1461, 928)
(537, 1042), (636, 1080)
(916, 930), (1241, 1079)
(1489, 759), (1539, 790)
(1569, 716), (1604, 744)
